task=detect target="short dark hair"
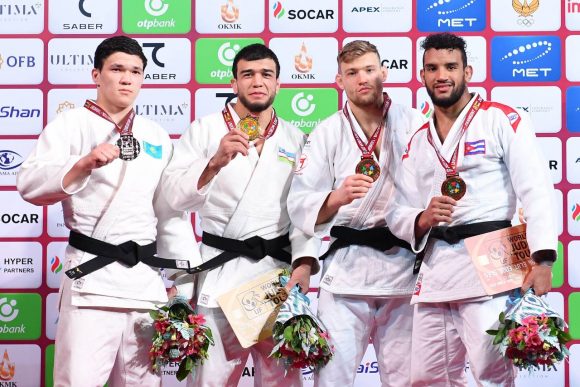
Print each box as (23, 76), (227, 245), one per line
(421, 33), (467, 67)
(232, 43), (280, 79)
(94, 35), (147, 71)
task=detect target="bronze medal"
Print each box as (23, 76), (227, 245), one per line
(441, 175), (467, 200)
(238, 115), (261, 141)
(117, 134), (140, 161)
(355, 157), (381, 182)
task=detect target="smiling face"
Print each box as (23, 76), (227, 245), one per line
(336, 52), (386, 110)
(420, 47), (472, 109)
(92, 51), (144, 115)
(231, 58), (280, 114)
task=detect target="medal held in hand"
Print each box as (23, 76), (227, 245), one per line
(117, 135), (141, 161)
(238, 115), (261, 141)
(355, 157), (381, 182)
(441, 175), (466, 200)
(84, 99), (139, 161)
(344, 92), (391, 183)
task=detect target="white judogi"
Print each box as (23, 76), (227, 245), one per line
(17, 107), (198, 387)
(287, 102), (424, 387)
(162, 104), (320, 387)
(387, 93), (557, 386)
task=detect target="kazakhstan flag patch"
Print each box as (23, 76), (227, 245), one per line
(143, 141), (162, 159)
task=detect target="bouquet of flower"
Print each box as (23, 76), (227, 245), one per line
(149, 296), (214, 381)
(486, 288), (570, 371)
(269, 270), (334, 372)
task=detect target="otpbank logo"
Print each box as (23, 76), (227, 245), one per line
(122, 0), (191, 34)
(195, 38), (263, 84)
(491, 36), (561, 82)
(567, 87), (580, 132)
(273, 88), (338, 134)
(0, 293), (41, 340)
(417, 0), (486, 31)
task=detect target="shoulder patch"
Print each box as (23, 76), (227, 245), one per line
(480, 101), (521, 132)
(402, 122), (429, 160)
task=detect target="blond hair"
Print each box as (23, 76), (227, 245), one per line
(337, 40), (380, 65)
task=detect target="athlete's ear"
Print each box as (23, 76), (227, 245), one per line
(336, 73), (344, 90)
(464, 65), (473, 83)
(231, 77), (238, 94)
(92, 68), (100, 87)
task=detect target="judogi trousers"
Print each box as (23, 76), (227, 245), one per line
(410, 295), (516, 387)
(315, 290), (414, 387)
(188, 305), (302, 387)
(54, 284), (160, 387)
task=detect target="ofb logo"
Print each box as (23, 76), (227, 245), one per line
(195, 38), (263, 84)
(492, 36), (561, 81)
(122, 0), (191, 33)
(274, 88), (337, 134)
(0, 293), (41, 339)
(417, 0), (486, 31)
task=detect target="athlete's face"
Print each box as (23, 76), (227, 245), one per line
(421, 48), (472, 108)
(336, 52), (387, 110)
(231, 58), (280, 114)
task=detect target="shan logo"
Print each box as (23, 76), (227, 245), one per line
(0, 350), (15, 381)
(272, 2), (285, 18)
(492, 36), (560, 81)
(417, 0), (485, 31)
(221, 0), (239, 22)
(0, 150), (23, 171)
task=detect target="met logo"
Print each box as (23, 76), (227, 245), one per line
(417, 0), (486, 31)
(492, 36), (561, 82)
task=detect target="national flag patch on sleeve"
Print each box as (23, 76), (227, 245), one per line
(464, 139), (486, 155)
(143, 141), (163, 159)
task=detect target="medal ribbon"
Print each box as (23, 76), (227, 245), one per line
(84, 100), (135, 136)
(221, 104), (279, 141)
(426, 94), (483, 177)
(343, 92), (391, 160)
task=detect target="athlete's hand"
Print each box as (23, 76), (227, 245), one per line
(522, 265), (552, 296)
(286, 257), (315, 294)
(79, 143), (120, 171)
(209, 129), (250, 170)
(333, 174), (374, 206)
(415, 196), (456, 240)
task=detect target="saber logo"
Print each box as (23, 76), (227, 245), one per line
(142, 42), (165, 67)
(145, 0), (169, 16)
(492, 36), (560, 81)
(0, 298), (18, 322)
(291, 92), (316, 116)
(78, 0), (91, 17)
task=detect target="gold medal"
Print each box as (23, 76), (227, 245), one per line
(355, 158), (381, 182)
(441, 175), (467, 200)
(238, 115), (261, 141)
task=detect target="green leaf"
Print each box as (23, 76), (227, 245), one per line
(499, 312), (505, 324)
(284, 326), (294, 341)
(493, 334), (503, 345)
(486, 329), (499, 336)
(176, 359), (189, 382)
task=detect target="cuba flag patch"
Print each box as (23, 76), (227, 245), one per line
(464, 139), (486, 155)
(143, 141), (163, 159)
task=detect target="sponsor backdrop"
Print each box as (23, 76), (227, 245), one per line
(0, 0), (578, 386)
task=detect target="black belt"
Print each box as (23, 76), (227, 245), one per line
(319, 226), (411, 260)
(65, 231), (192, 280)
(184, 232), (292, 274)
(413, 220), (511, 274)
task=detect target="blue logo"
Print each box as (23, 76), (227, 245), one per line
(567, 87), (580, 133)
(417, 0), (486, 31)
(143, 142), (162, 159)
(491, 36), (561, 82)
(0, 150), (24, 170)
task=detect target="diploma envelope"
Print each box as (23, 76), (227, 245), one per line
(464, 224), (535, 295)
(217, 269), (287, 348)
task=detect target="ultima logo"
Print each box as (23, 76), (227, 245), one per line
(417, 0), (485, 31)
(491, 36), (560, 82)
